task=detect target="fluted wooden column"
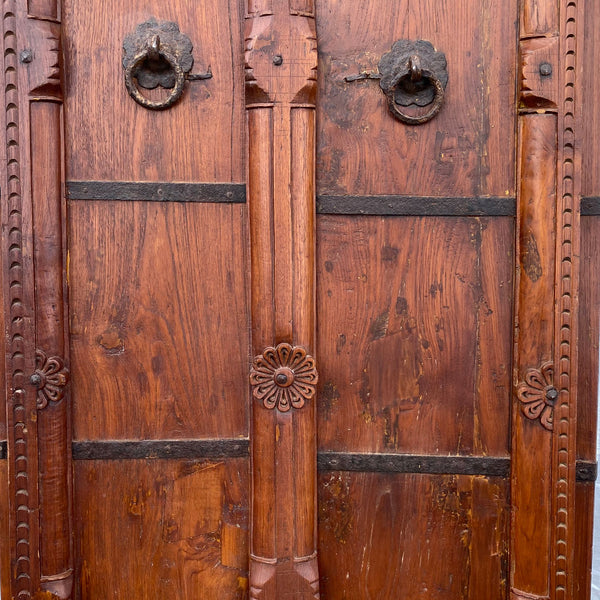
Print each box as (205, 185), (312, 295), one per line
(2, 1), (72, 598)
(511, 1), (582, 599)
(245, 1), (319, 598)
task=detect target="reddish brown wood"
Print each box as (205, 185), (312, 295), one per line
(28, 3), (73, 596)
(62, 0), (245, 183)
(0, 461), (10, 600)
(316, 216), (513, 456)
(316, 0), (517, 198)
(318, 472), (509, 599)
(245, 0), (319, 596)
(511, 113), (557, 600)
(520, 0), (559, 37)
(68, 202), (249, 441)
(73, 459), (249, 599)
(2, 1), (73, 597)
(520, 37), (559, 110)
(551, 2), (583, 597)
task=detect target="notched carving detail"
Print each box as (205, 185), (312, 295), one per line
(250, 343), (318, 411)
(245, 10), (318, 106)
(24, 20), (62, 99)
(31, 350), (69, 409)
(519, 36), (559, 110)
(517, 361), (556, 431)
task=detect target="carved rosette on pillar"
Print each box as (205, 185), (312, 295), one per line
(2, 1), (73, 598)
(245, 1), (319, 598)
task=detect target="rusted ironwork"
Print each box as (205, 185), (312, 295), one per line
(122, 18), (212, 110)
(378, 39), (448, 125)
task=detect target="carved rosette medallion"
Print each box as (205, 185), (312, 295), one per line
(31, 350), (69, 409)
(250, 343), (318, 412)
(516, 361), (556, 431)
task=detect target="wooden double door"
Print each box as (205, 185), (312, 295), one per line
(1, 0), (599, 598)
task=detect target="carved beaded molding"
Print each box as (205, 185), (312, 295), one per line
(3, 2), (35, 598)
(250, 343), (318, 412)
(516, 361), (557, 431)
(554, 0), (580, 597)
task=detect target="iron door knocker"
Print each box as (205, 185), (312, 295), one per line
(123, 18), (212, 111)
(378, 39), (448, 125)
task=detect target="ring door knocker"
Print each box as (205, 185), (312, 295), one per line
(378, 40), (448, 125)
(123, 18), (212, 110)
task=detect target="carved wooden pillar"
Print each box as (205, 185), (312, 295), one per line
(511, 1), (582, 599)
(245, 0), (319, 598)
(2, 1), (72, 598)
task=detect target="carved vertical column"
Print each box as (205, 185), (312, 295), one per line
(245, 0), (319, 598)
(2, 1), (72, 598)
(512, 1), (582, 599)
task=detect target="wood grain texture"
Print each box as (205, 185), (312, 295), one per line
(551, 1), (583, 596)
(0, 461), (10, 600)
(62, 0), (245, 182)
(68, 201), (250, 440)
(316, 216), (513, 456)
(581, 0), (600, 196)
(73, 459), (249, 599)
(31, 100), (74, 599)
(511, 113), (556, 598)
(316, 0), (517, 197)
(578, 217), (600, 461)
(519, 37), (559, 110)
(520, 0), (559, 36)
(245, 2), (319, 595)
(573, 482), (594, 599)
(317, 472), (508, 600)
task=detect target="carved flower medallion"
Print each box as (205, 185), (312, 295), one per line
(31, 350), (69, 409)
(250, 343), (318, 411)
(516, 361), (557, 431)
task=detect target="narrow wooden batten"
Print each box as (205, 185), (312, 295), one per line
(245, 0), (319, 597)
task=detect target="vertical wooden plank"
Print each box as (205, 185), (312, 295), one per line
(513, 0), (583, 598)
(245, 0), (319, 597)
(2, 0), (72, 597)
(2, 3), (41, 598)
(512, 114), (556, 599)
(513, 4), (559, 600)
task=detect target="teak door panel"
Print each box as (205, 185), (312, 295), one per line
(0, 0), (597, 599)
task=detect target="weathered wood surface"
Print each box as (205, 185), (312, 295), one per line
(316, 216), (513, 456)
(317, 472), (509, 599)
(69, 201), (249, 441)
(245, 0), (319, 596)
(62, 0), (245, 183)
(74, 459), (249, 599)
(316, 0), (517, 198)
(0, 0), (596, 599)
(511, 113), (557, 599)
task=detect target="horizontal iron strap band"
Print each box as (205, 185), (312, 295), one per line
(318, 452), (511, 476)
(581, 197), (600, 215)
(67, 181), (246, 203)
(316, 195), (517, 216)
(2, 441), (593, 480)
(72, 439), (250, 460)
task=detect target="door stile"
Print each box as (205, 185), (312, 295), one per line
(245, 0), (319, 597)
(2, 1), (73, 598)
(511, 1), (582, 599)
